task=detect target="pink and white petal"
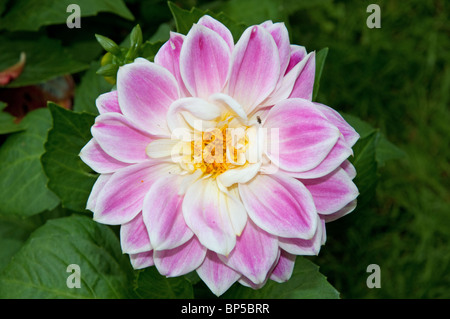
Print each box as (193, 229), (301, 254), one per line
(288, 51), (315, 101)
(217, 162), (261, 188)
(239, 173), (317, 239)
(80, 138), (128, 173)
(196, 251), (241, 297)
(270, 250), (296, 283)
(167, 97), (222, 133)
(96, 91), (121, 114)
(154, 32), (190, 97)
(259, 154), (281, 175)
(278, 215), (323, 255)
(260, 20), (273, 28)
(260, 52), (314, 107)
(237, 246), (279, 289)
(220, 220), (278, 285)
(248, 107), (271, 126)
(227, 25), (280, 114)
(321, 199), (357, 223)
(264, 98), (340, 172)
(238, 275), (269, 289)
(129, 251), (154, 270)
(94, 161), (177, 225)
(120, 213), (152, 254)
(300, 168), (359, 215)
(154, 237), (207, 277)
(261, 22), (291, 81)
(209, 93), (247, 121)
(178, 169), (203, 195)
(117, 58), (178, 136)
(146, 138), (180, 159)
(341, 159), (357, 180)
(86, 174), (111, 212)
(220, 185), (248, 237)
(183, 178), (237, 256)
(180, 24), (230, 99)
(314, 103), (360, 147)
(287, 135), (353, 179)
(91, 113), (153, 164)
(285, 45), (307, 74)
(143, 174), (194, 251)
(198, 15), (234, 52)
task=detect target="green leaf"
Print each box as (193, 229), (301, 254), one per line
(341, 112), (405, 206)
(0, 102), (24, 134)
(134, 267), (194, 299)
(41, 103), (97, 212)
(0, 205), (72, 271)
(0, 0), (134, 32)
(73, 61), (113, 114)
(221, 257), (339, 298)
(0, 215), (133, 298)
(168, 2), (207, 36)
(0, 108), (59, 217)
(126, 25), (144, 61)
(168, 1), (246, 40)
(148, 23), (172, 43)
(130, 25), (143, 49)
(341, 113), (376, 139)
(312, 47), (329, 101)
(141, 40), (165, 62)
(184, 271), (202, 286)
(0, 35), (89, 88)
(213, 12), (248, 42)
(65, 37), (104, 64)
(95, 34), (121, 56)
(96, 63), (119, 77)
(93, 25), (163, 83)
(375, 135), (406, 167)
(0, 215), (34, 272)
(343, 112), (405, 166)
(350, 131), (378, 208)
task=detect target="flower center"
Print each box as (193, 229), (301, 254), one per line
(189, 114), (248, 178)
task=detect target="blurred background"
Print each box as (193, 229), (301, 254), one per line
(1, 0), (449, 298)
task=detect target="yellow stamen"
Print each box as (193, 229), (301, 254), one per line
(190, 115), (247, 178)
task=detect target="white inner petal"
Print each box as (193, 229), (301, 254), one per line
(209, 93), (248, 122)
(217, 162), (262, 188)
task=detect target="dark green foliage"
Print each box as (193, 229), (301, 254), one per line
(41, 104), (97, 213)
(0, 215), (134, 298)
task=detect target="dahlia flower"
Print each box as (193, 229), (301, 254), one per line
(80, 15), (359, 296)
